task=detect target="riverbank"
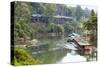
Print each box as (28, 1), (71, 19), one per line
(11, 46), (42, 66)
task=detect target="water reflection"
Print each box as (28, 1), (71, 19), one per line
(57, 50), (86, 63)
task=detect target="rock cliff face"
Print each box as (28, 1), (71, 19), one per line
(55, 4), (67, 16)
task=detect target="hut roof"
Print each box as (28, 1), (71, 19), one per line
(32, 14), (42, 17)
(54, 15), (73, 19)
(78, 42), (91, 46)
(31, 14), (73, 20)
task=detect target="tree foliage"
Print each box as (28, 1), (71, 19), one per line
(11, 47), (42, 65)
(83, 10), (97, 31)
(82, 10), (97, 47)
(75, 5), (83, 21)
(14, 2), (56, 42)
(47, 23), (64, 33)
(14, 2), (92, 41)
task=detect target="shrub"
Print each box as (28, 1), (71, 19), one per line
(12, 47), (42, 66)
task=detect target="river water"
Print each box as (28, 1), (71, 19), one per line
(27, 36), (97, 64)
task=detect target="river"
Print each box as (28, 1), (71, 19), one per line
(27, 36), (97, 64)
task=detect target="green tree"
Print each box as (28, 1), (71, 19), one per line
(82, 9), (97, 47)
(64, 22), (74, 35)
(11, 47), (42, 65)
(83, 10), (97, 31)
(75, 5), (83, 21)
(47, 23), (64, 35)
(14, 2), (42, 44)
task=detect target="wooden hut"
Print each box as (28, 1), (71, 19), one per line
(31, 14), (73, 25)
